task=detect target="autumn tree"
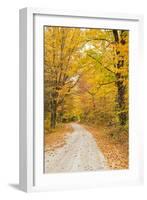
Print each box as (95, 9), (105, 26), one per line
(82, 29), (129, 126)
(44, 27), (84, 128)
(112, 30), (129, 125)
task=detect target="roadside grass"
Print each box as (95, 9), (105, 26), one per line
(44, 123), (73, 152)
(83, 124), (129, 170)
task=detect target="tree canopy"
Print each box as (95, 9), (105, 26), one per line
(44, 26), (129, 132)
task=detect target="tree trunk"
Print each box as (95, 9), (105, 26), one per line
(113, 30), (127, 126)
(58, 100), (64, 123)
(50, 91), (57, 129)
(115, 73), (127, 125)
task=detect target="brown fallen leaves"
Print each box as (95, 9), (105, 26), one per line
(45, 123), (73, 152)
(83, 124), (129, 170)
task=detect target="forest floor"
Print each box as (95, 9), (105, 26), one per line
(83, 124), (129, 169)
(44, 123), (72, 152)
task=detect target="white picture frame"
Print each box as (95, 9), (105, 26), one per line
(19, 7), (144, 192)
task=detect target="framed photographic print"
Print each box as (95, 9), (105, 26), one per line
(19, 8), (144, 192)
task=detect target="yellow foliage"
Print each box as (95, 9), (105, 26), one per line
(44, 27), (129, 128)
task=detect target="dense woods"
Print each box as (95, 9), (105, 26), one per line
(44, 26), (129, 136)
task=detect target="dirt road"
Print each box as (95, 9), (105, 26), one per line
(45, 123), (109, 173)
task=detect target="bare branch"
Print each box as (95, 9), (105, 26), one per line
(87, 53), (115, 74)
(97, 80), (116, 88)
(87, 53), (102, 65)
(85, 38), (111, 43)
